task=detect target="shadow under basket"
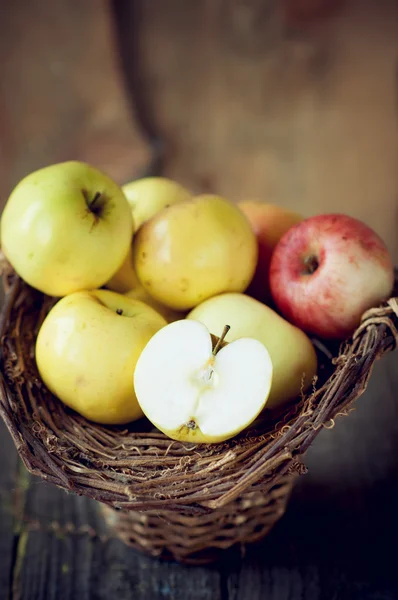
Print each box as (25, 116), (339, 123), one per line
(0, 264), (397, 564)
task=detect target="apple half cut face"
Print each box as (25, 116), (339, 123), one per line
(134, 320), (273, 443)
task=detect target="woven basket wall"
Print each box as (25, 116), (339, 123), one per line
(0, 263), (397, 563)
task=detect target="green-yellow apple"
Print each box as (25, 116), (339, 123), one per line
(133, 194), (258, 311)
(105, 176), (192, 292)
(187, 293), (318, 410)
(238, 200), (303, 302)
(125, 287), (185, 323)
(123, 176), (192, 231)
(35, 289), (167, 425)
(269, 213), (395, 339)
(134, 320), (273, 443)
(0, 161), (133, 297)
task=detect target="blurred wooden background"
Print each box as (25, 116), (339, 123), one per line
(0, 0), (397, 261)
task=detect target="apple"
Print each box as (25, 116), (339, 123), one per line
(125, 287), (185, 323)
(133, 194), (258, 311)
(187, 293), (317, 410)
(238, 200), (303, 302)
(122, 176), (192, 231)
(0, 161), (133, 297)
(105, 176), (192, 293)
(134, 320), (273, 443)
(269, 213), (395, 339)
(35, 289), (167, 425)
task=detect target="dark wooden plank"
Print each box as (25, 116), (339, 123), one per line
(13, 478), (104, 600)
(93, 540), (222, 600)
(12, 476), (222, 600)
(0, 422), (20, 598)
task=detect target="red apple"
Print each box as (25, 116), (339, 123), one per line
(269, 214), (394, 340)
(238, 201), (303, 302)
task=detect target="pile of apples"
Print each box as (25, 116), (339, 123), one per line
(1, 161), (394, 444)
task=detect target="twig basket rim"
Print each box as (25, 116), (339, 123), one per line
(0, 264), (397, 517)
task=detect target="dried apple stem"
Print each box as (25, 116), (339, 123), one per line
(90, 191), (102, 210)
(82, 189), (104, 217)
(212, 325), (230, 355)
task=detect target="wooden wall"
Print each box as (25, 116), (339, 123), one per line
(0, 0), (149, 198)
(0, 0), (397, 260)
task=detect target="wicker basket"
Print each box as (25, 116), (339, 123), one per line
(0, 261), (397, 564)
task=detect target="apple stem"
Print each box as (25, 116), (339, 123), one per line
(116, 309), (123, 315)
(82, 189), (105, 217)
(90, 192), (102, 210)
(212, 325), (230, 355)
(303, 255), (319, 275)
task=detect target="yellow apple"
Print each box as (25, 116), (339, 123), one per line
(122, 176), (192, 231)
(1, 161), (133, 297)
(238, 200), (303, 302)
(35, 289), (167, 425)
(106, 177), (192, 293)
(125, 287), (185, 323)
(187, 293), (317, 410)
(133, 194), (258, 311)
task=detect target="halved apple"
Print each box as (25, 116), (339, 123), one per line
(134, 320), (273, 443)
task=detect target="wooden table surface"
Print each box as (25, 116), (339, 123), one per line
(1, 1), (398, 598)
